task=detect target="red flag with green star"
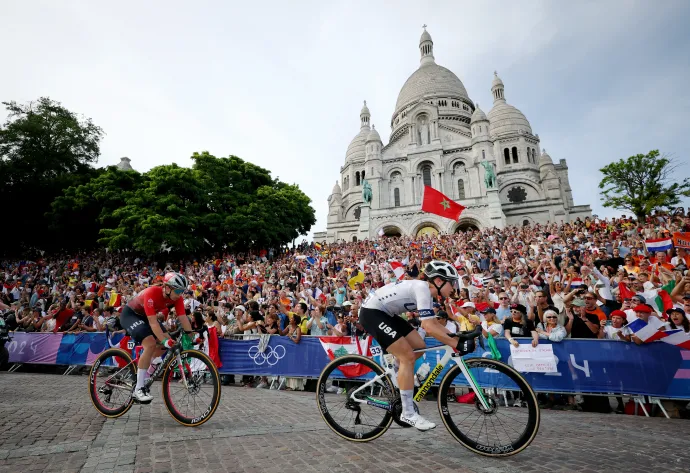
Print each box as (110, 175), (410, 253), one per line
(421, 186), (466, 221)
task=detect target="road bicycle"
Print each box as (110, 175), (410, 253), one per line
(316, 327), (539, 457)
(89, 329), (221, 427)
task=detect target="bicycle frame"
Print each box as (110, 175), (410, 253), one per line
(104, 335), (191, 393)
(350, 345), (491, 411)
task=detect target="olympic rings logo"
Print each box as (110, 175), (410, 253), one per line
(248, 345), (286, 366)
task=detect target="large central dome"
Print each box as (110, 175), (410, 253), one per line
(394, 28), (470, 114)
(395, 64), (469, 112)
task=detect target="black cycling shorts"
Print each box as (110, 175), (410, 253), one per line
(119, 306), (155, 344)
(358, 307), (413, 352)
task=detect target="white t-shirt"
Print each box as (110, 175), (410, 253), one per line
(603, 325), (631, 340)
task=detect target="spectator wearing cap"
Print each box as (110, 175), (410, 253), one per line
(598, 310), (632, 341)
(503, 304), (538, 348)
(631, 304), (665, 345)
(455, 301), (480, 330)
(480, 307), (503, 338)
(667, 307), (689, 334)
(566, 299), (599, 339)
(582, 290), (607, 322)
(536, 309), (567, 342)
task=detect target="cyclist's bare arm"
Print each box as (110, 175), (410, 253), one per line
(176, 313), (193, 332)
(421, 317), (457, 347)
(147, 314), (169, 343)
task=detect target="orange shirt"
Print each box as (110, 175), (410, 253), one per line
(586, 306), (607, 322)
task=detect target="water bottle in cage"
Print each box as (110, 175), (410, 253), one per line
(414, 362), (431, 387)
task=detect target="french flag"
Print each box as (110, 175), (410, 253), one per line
(645, 238), (673, 253)
(626, 317), (669, 343)
(661, 330), (690, 350)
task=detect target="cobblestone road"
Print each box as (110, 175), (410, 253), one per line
(0, 373), (688, 473)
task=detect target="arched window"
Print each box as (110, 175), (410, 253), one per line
(523, 219), (530, 226)
(504, 148), (510, 165)
(362, 170), (365, 180)
(482, 150), (486, 160)
(394, 188), (400, 207)
(457, 179), (465, 199)
(422, 166), (432, 187)
(352, 236), (358, 242)
(512, 147), (518, 163)
(355, 172), (360, 186)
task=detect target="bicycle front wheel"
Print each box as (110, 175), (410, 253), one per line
(438, 358), (539, 457)
(161, 350), (221, 427)
(316, 354), (395, 442)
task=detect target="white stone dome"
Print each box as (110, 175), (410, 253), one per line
(366, 125), (382, 143)
(346, 128), (368, 162)
(539, 149), (554, 166)
(488, 102), (532, 136)
(470, 104), (487, 123)
(395, 64), (470, 113)
(332, 180), (342, 195)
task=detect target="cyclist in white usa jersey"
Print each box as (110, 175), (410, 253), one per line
(359, 260), (472, 431)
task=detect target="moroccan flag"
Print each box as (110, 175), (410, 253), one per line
(109, 292), (122, 307)
(618, 281), (636, 300)
(421, 186), (465, 221)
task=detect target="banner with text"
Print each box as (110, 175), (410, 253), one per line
(7, 333), (690, 399)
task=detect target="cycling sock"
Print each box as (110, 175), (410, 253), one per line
(400, 389), (415, 417)
(135, 368), (147, 391)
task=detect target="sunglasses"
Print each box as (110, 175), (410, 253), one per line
(499, 297), (509, 300)
(545, 316), (557, 319)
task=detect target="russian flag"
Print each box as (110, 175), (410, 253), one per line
(645, 238), (673, 253)
(626, 317), (668, 342)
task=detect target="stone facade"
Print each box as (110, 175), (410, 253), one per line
(314, 28), (590, 243)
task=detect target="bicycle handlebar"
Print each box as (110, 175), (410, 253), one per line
(448, 325), (485, 350)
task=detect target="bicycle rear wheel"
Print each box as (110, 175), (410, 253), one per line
(89, 348), (136, 418)
(161, 349), (221, 427)
(316, 354), (395, 442)
(438, 358), (539, 457)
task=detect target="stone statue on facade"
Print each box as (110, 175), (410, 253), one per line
(480, 160), (496, 189)
(362, 179), (373, 204)
(418, 118), (429, 145)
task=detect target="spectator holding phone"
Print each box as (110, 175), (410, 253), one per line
(598, 310), (632, 341)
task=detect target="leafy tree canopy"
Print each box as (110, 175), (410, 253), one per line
(95, 153), (315, 254)
(599, 150), (690, 221)
(0, 97), (104, 253)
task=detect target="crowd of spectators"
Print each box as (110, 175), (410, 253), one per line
(2, 212), (690, 406)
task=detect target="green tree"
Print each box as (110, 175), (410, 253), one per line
(599, 150), (690, 221)
(97, 153), (316, 254)
(0, 97), (104, 254)
(47, 167), (143, 251)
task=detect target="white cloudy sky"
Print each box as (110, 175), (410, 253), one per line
(2, 0), (689, 237)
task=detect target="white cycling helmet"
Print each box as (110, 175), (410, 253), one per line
(424, 260), (459, 281)
(163, 272), (189, 291)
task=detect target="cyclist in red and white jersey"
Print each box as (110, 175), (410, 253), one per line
(120, 272), (193, 403)
(359, 261), (473, 431)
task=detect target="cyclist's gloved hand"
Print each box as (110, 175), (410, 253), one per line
(456, 337), (475, 355)
(162, 338), (175, 349)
